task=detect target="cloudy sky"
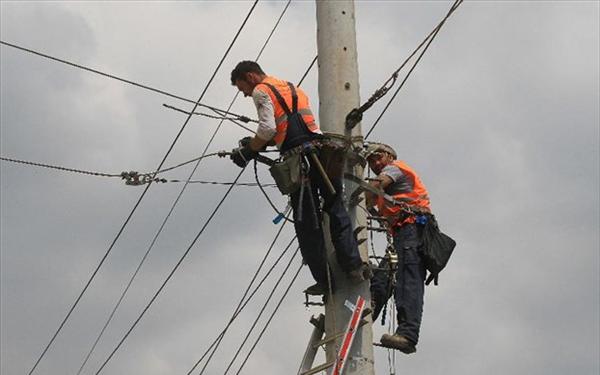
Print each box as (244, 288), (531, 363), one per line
(1, 1), (598, 374)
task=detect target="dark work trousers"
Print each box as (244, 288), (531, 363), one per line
(370, 223), (426, 345)
(290, 157), (362, 286)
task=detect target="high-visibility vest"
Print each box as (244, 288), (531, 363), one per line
(255, 76), (320, 148)
(377, 160), (431, 225)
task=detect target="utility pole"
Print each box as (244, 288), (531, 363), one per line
(316, 1), (375, 374)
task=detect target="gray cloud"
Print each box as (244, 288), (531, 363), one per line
(1, 1), (598, 375)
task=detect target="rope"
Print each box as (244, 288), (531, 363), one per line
(222, 246), (301, 374)
(0, 40), (256, 125)
(234, 261), (303, 375)
(365, 0), (463, 139)
(187, 239), (297, 375)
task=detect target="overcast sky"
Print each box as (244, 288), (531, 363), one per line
(1, 1), (598, 374)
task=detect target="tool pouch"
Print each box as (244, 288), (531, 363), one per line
(269, 153), (302, 195)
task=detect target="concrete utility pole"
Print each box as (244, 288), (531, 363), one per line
(316, 1), (375, 374)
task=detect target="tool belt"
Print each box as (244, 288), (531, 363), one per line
(269, 137), (347, 195)
(269, 152), (303, 195)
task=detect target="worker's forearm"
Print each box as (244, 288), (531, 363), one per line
(249, 136), (270, 152)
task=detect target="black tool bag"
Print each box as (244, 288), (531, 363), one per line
(421, 214), (456, 276)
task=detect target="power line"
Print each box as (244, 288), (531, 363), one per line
(0, 153), (220, 182)
(190, 240), (298, 375)
(169, 179), (277, 187)
(234, 261), (303, 375)
(0, 156), (121, 177)
(222, 247), (301, 374)
(81, 1), (296, 372)
(24, 2), (259, 373)
(298, 55), (318, 86)
(162, 104), (258, 134)
(0, 40), (256, 125)
(364, 0), (463, 139)
(92, 166), (247, 375)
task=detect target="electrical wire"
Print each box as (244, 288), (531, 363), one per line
(0, 40), (256, 125)
(162, 104), (258, 134)
(0, 156), (122, 177)
(169, 179), (276, 187)
(365, 0), (463, 139)
(25, 3), (260, 374)
(234, 261), (303, 375)
(187, 238), (297, 375)
(92, 166), (247, 375)
(81, 1), (295, 372)
(298, 55), (317, 86)
(221, 246), (301, 374)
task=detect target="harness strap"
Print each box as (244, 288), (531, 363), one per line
(261, 81), (298, 115)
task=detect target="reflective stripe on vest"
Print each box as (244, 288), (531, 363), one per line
(377, 160), (431, 221)
(254, 76), (320, 146)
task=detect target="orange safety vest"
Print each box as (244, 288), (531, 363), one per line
(254, 76), (320, 147)
(377, 160), (431, 226)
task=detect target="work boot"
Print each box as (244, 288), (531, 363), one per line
(303, 283), (328, 296)
(380, 333), (417, 354)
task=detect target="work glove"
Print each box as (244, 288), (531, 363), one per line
(425, 272), (438, 286)
(230, 137), (257, 168)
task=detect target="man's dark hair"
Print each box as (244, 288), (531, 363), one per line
(231, 61), (265, 85)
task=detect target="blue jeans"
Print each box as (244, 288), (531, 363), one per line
(290, 160), (362, 286)
(371, 223), (426, 344)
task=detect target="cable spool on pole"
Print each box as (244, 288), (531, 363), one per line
(316, 1), (375, 374)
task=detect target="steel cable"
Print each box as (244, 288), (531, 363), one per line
(92, 167), (247, 375)
(234, 261), (303, 375)
(365, 0), (463, 139)
(221, 245), (301, 374)
(81, 1), (292, 373)
(25, 2), (259, 374)
(0, 40), (256, 125)
(186, 238), (298, 375)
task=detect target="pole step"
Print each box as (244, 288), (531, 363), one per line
(300, 361), (335, 375)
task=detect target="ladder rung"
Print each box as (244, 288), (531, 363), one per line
(312, 319), (368, 348)
(300, 361), (336, 375)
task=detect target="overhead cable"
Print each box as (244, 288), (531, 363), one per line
(169, 179), (276, 187)
(365, 0), (463, 139)
(344, 0), (463, 133)
(0, 156), (122, 177)
(234, 261), (303, 375)
(0, 40), (257, 126)
(162, 104), (257, 134)
(25, 2), (259, 373)
(191, 241), (298, 375)
(222, 247), (301, 375)
(92, 166), (247, 375)
(84, 1), (293, 373)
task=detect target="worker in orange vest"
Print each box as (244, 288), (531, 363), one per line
(365, 142), (432, 354)
(229, 61), (368, 295)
